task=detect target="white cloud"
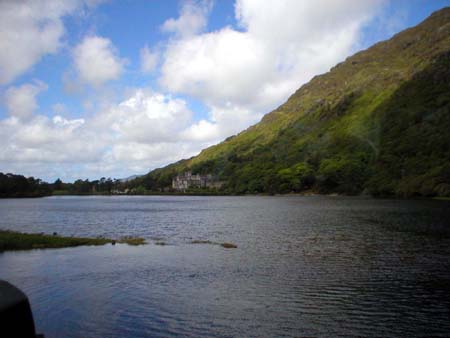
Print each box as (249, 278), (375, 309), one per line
(161, 0), (211, 38)
(181, 119), (219, 142)
(0, 1), (71, 85)
(3, 81), (48, 120)
(0, 88), (214, 181)
(52, 115), (85, 127)
(97, 89), (193, 143)
(160, 0), (385, 138)
(73, 36), (126, 87)
(140, 46), (159, 73)
(0, 114), (94, 163)
(0, 0), (104, 85)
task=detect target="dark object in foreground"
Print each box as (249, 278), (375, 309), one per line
(0, 230), (146, 252)
(220, 242), (237, 249)
(0, 280), (43, 337)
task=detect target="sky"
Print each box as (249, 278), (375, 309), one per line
(0, 0), (449, 182)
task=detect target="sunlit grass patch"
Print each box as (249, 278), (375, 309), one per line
(118, 236), (147, 245)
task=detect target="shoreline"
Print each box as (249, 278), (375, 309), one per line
(1, 191), (449, 201)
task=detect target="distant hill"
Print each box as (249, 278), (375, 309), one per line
(130, 8), (450, 197)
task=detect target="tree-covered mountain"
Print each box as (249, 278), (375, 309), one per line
(130, 8), (450, 197)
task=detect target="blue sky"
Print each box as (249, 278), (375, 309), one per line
(0, 0), (449, 182)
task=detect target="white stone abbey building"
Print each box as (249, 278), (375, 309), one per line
(172, 172), (223, 191)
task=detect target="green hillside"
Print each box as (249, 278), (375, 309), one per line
(131, 8), (450, 197)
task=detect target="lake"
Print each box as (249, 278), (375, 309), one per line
(0, 196), (449, 337)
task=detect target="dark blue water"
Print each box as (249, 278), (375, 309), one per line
(0, 196), (450, 337)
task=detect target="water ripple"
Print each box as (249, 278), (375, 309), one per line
(0, 196), (450, 337)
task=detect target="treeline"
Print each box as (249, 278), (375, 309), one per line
(53, 177), (122, 195)
(0, 173), (52, 197)
(0, 173), (126, 198)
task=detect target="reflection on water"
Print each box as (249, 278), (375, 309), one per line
(0, 196), (450, 337)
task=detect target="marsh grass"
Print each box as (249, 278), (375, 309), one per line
(190, 240), (214, 244)
(191, 239), (237, 249)
(0, 230), (146, 252)
(118, 236), (147, 246)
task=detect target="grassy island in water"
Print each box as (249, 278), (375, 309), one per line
(0, 230), (146, 252)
